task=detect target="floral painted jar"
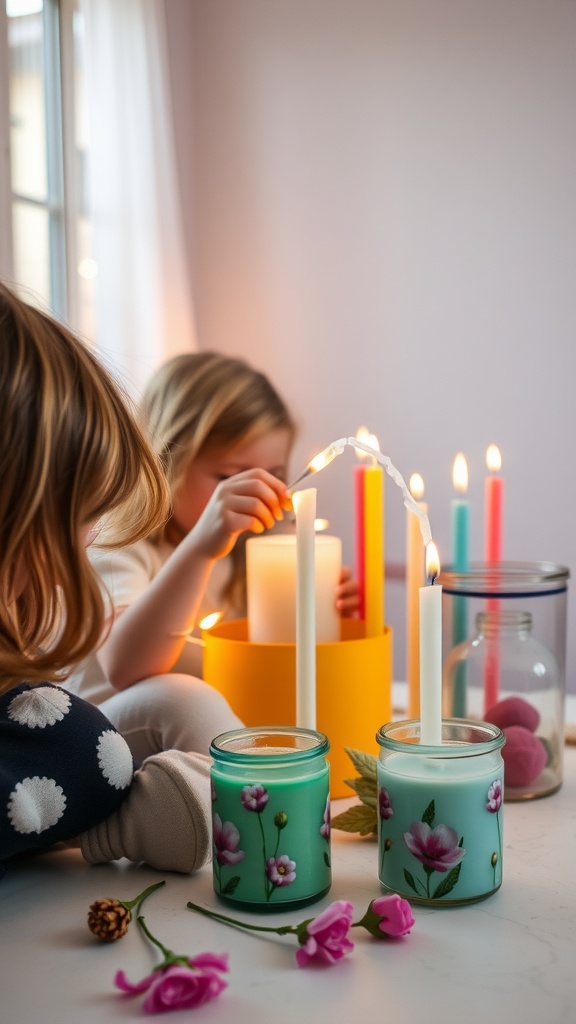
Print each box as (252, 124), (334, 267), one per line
(376, 720), (505, 906)
(210, 726), (331, 910)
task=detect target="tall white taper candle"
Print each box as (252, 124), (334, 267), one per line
(293, 488), (317, 729)
(419, 541), (442, 745)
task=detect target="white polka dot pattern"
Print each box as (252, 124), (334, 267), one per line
(97, 730), (133, 790)
(7, 686), (71, 729)
(7, 776), (66, 834)
(1, 684), (133, 860)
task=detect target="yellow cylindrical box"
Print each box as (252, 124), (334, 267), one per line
(202, 618), (392, 798)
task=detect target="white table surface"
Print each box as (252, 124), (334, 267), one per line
(2, 742), (576, 1024)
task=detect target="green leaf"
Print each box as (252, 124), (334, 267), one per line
(431, 863), (462, 899)
(422, 800), (435, 826)
(222, 876), (241, 895)
(344, 776), (378, 809)
(403, 869), (418, 894)
(331, 804), (378, 836)
(343, 747), (378, 782)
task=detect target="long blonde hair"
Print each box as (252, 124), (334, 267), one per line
(0, 282), (170, 694)
(140, 351), (296, 610)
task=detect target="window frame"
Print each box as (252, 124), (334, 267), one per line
(0, 0), (79, 321)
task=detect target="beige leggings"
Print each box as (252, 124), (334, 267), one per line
(99, 673), (244, 764)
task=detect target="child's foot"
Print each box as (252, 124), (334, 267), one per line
(79, 750), (211, 873)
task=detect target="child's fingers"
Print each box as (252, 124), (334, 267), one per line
(219, 475), (289, 524)
(336, 594), (360, 617)
(227, 469), (291, 513)
(335, 568), (360, 617)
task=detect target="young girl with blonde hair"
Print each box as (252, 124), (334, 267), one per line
(65, 352), (357, 756)
(0, 284), (217, 877)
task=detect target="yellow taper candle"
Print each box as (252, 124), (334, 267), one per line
(363, 438), (384, 638)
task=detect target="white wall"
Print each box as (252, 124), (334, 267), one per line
(167, 0), (576, 689)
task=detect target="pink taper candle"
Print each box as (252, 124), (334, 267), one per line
(484, 444), (503, 563)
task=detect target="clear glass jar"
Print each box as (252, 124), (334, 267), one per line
(209, 726), (331, 910)
(376, 719), (505, 906)
(439, 562), (568, 800)
(443, 609), (562, 799)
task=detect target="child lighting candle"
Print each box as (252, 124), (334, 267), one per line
(485, 444), (503, 563)
(419, 541), (442, 746)
(451, 453), (470, 717)
(293, 488), (317, 730)
(406, 473), (427, 719)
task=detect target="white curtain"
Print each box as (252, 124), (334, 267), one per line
(82, 0), (196, 397)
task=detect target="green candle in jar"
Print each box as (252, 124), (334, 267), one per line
(210, 727), (331, 911)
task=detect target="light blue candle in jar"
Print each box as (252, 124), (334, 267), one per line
(210, 727), (331, 911)
(377, 720), (504, 906)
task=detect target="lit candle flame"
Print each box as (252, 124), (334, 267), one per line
(309, 446), (338, 472)
(314, 518), (329, 532)
(409, 473), (425, 501)
(486, 444), (502, 473)
(199, 611), (223, 631)
(452, 453), (468, 494)
(287, 441), (344, 490)
(426, 541), (440, 584)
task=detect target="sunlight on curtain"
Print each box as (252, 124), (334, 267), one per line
(81, 0), (196, 397)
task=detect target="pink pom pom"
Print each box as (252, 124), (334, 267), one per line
(502, 725), (547, 787)
(485, 696), (540, 733)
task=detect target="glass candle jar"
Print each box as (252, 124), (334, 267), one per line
(210, 726), (331, 910)
(377, 720), (505, 906)
(439, 562), (569, 800)
(443, 610), (562, 799)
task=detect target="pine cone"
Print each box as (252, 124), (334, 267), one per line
(87, 897), (131, 942)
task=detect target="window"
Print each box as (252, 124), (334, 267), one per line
(2, 0), (94, 335)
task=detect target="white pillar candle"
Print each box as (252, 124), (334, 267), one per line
(293, 488), (317, 730)
(246, 535), (342, 644)
(419, 541), (443, 746)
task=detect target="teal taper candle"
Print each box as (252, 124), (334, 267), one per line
(451, 454), (470, 716)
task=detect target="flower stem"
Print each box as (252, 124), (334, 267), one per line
(186, 900), (295, 936)
(121, 880), (166, 913)
(256, 812), (270, 901)
(137, 915), (190, 971)
(137, 914), (172, 958)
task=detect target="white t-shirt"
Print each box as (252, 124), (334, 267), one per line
(64, 539), (232, 706)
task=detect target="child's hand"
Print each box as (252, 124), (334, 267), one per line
(190, 469), (292, 560)
(335, 565), (360, 617)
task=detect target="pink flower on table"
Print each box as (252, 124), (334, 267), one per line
(403, 821), (466, 873)
(320, 796), (331, 839)
(295, 900), (355, 968)
(266, 854), (296, 886)
(354, 894), (414, 939)
(486, 779), (503, 813)
(212, 814), (246, 866)
(241, 784), (269, 812)
(370, 895), (415, 937)
(115, 953), (228, 1013)
(378, 787), (394, 820)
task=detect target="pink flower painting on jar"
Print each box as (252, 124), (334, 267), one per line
(402, 801), (467, 901)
